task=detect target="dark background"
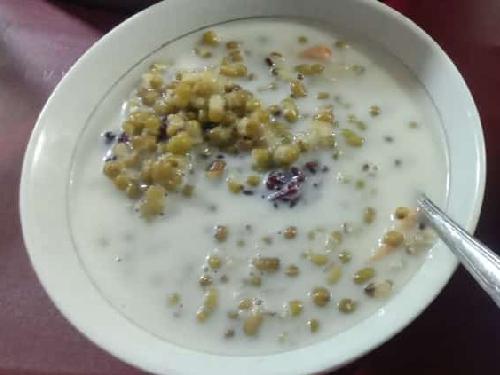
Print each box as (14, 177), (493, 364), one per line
(0, 0), (498, 374)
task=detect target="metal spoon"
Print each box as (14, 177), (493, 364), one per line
(418, 194), (500, 308)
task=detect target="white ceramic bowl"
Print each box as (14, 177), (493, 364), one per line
(20, 0), (485, 374)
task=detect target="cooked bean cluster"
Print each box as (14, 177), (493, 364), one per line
(102, 30), (339, 218)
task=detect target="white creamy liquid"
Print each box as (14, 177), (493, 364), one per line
(69, 19), (448, 355)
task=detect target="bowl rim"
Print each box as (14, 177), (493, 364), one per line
(20, 0), (486, 374)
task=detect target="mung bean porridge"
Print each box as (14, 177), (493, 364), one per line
(69, 18), (448, 355)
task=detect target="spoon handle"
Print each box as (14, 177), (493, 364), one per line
(418, 195), (500, 308)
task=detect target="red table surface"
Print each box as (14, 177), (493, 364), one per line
(0, 1), (499, 374)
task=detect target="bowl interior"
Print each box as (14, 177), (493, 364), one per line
(20, 0), (485, 374)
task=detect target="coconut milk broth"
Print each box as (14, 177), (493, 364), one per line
(69, 18), (448, 355)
